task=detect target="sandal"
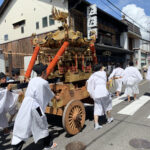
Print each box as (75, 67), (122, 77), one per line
(44, 142), (57, 150)
(50, 143), (57, 149)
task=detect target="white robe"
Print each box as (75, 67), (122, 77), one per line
(123, 66), (143, 96)
(146, 66), (150, 80)
(12, 77), (54, 145)
(108, 67), (124, 92)
(87, 71), (112, 116)
(0, 88), (19, 128)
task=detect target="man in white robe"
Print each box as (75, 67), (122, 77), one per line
(7, 68), (22, 125)
(0, 72), (19, 135)
(11, 63), (57, 150)
(146, 66), (150, 80)
(11, 68), (21, 81)
(87, 64), (113, 130)
(108, 63), (124, 97)
(123, 61), (143, 102)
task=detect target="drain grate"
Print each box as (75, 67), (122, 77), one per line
(129, 138), (150, 149)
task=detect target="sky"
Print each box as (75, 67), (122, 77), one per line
(87, 0), (150, 40)
(0, 0), (150, 40)
(0, 0), (3, 6)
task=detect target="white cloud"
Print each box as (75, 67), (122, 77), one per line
(122, 4), (150, 40)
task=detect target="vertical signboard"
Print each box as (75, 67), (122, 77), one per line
(87, 4), (98, 39)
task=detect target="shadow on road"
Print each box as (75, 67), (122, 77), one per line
(45, 105), (108, 138)
(0, 104), (109, 149)
(85, 106), (108, 125)
(0, 132), (13, 150)
(24, 129), (64, 150)
(144, 92), (150, 96)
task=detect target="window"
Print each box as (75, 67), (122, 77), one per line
(49, 15), (55, 26)
(13, 20), (25, 29)
(42, 17), (48, 28)
(21, 26), (24, 34)
(4, 34), (8, 41)
(36, 22), (39, 29)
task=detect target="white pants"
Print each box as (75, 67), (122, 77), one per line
(125, 84), (139, 96)
(0, 106), (17, 129)
(94, 95), (112, 116)
(9, 105), (18, 116)
(0, 112), (8, 128)
(115, 79), (122, 92)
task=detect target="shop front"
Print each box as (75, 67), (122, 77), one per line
(95, 44), (132, 68)
(141, 53), (147, 67)
(147, 53), (150, 65)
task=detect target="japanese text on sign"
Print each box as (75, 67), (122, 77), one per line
(87, 4), (97, 16)
(87, 16), (97, 28)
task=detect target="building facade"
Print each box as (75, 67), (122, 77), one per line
(122, 18), (150, 70)
(0, 0), (68, 75)
(140, 39), (150, 67)
(0, 49), (5, 73)
(69, 0), (131, 68)
(0, 0), (138, 76)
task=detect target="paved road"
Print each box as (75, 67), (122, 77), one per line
(1, 80), (150, 150)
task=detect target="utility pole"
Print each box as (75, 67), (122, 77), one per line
(147, 23), (150, 52)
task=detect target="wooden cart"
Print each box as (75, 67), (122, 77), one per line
(25, 8), (97, 135)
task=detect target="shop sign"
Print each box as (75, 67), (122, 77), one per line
(87, 28), (98, 39)
(102, 51), (111, 56)
(87, 4), (97, 16)
(87, 16), (97, 28)
(87, 4), (97, 40)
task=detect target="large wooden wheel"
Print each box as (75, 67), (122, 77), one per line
(62, 100), (86, 135)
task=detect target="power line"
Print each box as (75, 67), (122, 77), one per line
(69, 0), (83, 11)
(105, 0), (150, 32)
(98, 0), (122, 18)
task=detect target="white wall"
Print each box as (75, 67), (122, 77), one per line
(120, 32), (128, 49)
(140, 40), (149, 52)
(24, 56), (37, 78)
(0, 0), (68, 44)
(134, 50), (141, 70)
(133, 39), (140, 49)
(0, 53), (6, 73)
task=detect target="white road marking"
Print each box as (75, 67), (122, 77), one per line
(118, 95), (150, 116)
(112, 94), (126, 106)
(147, 115), (150, 119)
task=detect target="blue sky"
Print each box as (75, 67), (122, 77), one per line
(86, 0), (150, 39)
(87, 0), (150, 19)
(0, 0), (149, 17)
(0, 0), (3, 6)
(0, 0), (149, 20)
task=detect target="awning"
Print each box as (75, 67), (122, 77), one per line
(95, 43), (133, 54)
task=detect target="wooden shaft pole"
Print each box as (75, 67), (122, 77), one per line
(90, 44), (98, 64)
(46, 41), (69, 76)
(25, 46), (40, 78)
